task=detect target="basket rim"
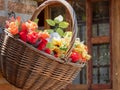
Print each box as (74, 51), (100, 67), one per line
(4, 30), (85, 68)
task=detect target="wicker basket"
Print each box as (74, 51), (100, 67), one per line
(0, 0), (85, 90)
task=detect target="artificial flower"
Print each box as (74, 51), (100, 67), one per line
(19, 31), (27, 42)
(27, 31), (38, 44)
(7, 22), (19, 35)
(39, 31), (50, 39)
(25, 20), (38, 31)
(38, 39), (48, 50)
(70, 52), (80, 63)
(44, 48), (51, 54)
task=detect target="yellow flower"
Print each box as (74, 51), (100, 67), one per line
(52, 38), (62, 47)
(52, 46), (65, 57)
(85, 55), (91, 60)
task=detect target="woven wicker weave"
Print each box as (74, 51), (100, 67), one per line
(0, 0), (85, 90)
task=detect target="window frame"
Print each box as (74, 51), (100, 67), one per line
(37, 0), (112, 89)
(86, 0), (112, 89)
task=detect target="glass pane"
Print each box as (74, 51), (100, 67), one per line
(92, 1), (110, 37)
(100, 67), (110, 84)
(99, 23), (109, 36)
(92, 23), (110, 37)
(72, 0), (86, 42)
(73, 67), (87, 84)
(71, 0), (87, 84)
(92, 44), (110, 84)
(92, 1), (109, 19)
(78, 24), (86, 42)
(99, 44), (110, 65)
(93, 68), (98, 84)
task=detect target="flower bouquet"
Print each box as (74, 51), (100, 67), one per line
(5, 15), (90, 63)
(0, 0), (91, 90)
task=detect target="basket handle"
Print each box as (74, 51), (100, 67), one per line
(31, 0), (78, 60)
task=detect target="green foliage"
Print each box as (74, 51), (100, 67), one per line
(59, 22), (69, 29)
(45, 29), (54, 34)
(56, 28), (64, 37)
(46, 15), (69, 37)
(46, 19), (55, 26)
(34, 18), (39, 24)
(46, 42), (53, 49)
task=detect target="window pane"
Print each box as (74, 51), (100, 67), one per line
(72, 0), (86, 42)
(71, 0), (87, 84)
(92, 23), (110, 37)
(73, 67), (87, 84)
(100, 67), (110, 84)
(92, 1), (110, 37)
(50, 6), (65, 20)
(92, 44), (110, 84)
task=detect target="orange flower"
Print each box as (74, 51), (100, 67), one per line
(25, 20), (38, 31)
(8, 22), (19, 35)
(39, 32), (50, 39)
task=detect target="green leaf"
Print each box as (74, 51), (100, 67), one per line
(63, 31), (72, 37)
(59, 21), (69, 29)
(56, 28), (64, 37)
(54, 20), (60, 24)
(45, 29), (54, 34)
(46, 19), (55, 26)
(60, 46), (68, 51)
(46, 42), (53, 49)
(34, 18), (39, 24)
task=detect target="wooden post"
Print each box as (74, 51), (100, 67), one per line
(111, 0), (120, 90)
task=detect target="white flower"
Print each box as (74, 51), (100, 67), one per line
(54, 15), (63, 22)
(47, 32), (61, 42)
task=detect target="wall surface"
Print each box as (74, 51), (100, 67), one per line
(0, 0), (37, 27)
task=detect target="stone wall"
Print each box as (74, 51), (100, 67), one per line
(0, 0), (37, 27)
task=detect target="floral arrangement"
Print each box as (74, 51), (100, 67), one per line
(5, 15), (91, 63)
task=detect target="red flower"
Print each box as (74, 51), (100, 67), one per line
(54, 54), (58, 57)
(37, 39), (48, 50)
(19, 31), (27, 42)
(27, 31), (38, 44)
(70, 52), (80, 63)
(44, 48), (51, 54)
(21, 23), (28, 33)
